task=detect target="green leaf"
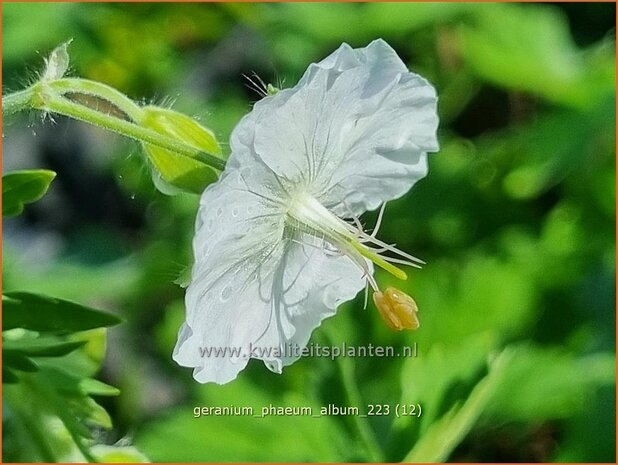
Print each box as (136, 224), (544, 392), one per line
(136, 378), (350, 462)
(4, 350), (39, 372)
(403, 348), (514, 462)
(3, 292), (122, 332)
(397, 335), (495, 435)
(484, 346), (616, 422)
(83, 398), (114, 429)
(2, 170), (56, 217)
(460, 3), (613, 107)
(365, 2), (472, 35)
(3, 336), (86, 357)
(398, 344), (616, 462)
(79, 378), (120, 396)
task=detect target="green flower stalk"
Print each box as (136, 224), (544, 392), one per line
(2, 41), (225, 195)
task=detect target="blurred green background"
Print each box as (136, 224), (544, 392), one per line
(2, 2), (616, 463)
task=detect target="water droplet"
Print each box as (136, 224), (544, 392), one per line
(217, 208), (223, 217)
(232, 208), (239, 217)
(221, 286), (233, 302)
(130, 194), (136, 200)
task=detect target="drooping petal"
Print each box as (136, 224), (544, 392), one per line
(173, 170), (286, 384)
(256, 234), (368, 373)
(175, 172), (368, 383)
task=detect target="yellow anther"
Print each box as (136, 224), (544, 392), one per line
(373, 287), (419, 331)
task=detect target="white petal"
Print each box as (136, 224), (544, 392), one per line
(173, 171), (286, 384)
(255, 235), (368, 373)
(229, 39), (439, 215)
(174, 173), (367, 383)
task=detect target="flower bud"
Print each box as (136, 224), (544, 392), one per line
(42, 40), (71, 82)
(373, 287), (419, 331)
(140, 106), (223, 195)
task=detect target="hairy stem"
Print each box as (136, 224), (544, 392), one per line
(2, 80), (227, 172)
(37, 91), (227, 171)
(2, 87), (35, 117)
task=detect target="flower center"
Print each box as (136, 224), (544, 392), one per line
(285, 192), (423, 288)
(285, 192), (423, 331)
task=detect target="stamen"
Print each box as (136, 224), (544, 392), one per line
(242, 73), (267, 97)
(350, 214), (364, 233)
(380, 255), (423, 268)
(351, 240), (408, 281)
(370, 202), (387, 238)
(286, 192), (423, 285)
(360, 244), (390, 253)
(373, 287), (419, 331)
(363, 280), (369, 309)
(357, 231), (426, 265)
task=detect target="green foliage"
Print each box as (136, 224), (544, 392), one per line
(403, 347), (513, 462)
(1, 106), (140, 462)
(3, 292), (122, 332)
(3, 324), (122, 462)
(460, 3), (614, 108)
(2, 170), (56, 217)
(394, 340), (615, 462)
(137, 378), (352, 462)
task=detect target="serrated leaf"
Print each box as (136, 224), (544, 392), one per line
(67, 394), (114, 430)
(3, 291), (121, 332)
(2, 170), (56, 217)
(32, 365), (83, 395)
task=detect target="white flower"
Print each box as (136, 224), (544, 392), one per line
(173, 39), (439, 384)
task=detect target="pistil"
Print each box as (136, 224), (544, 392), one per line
(286, 192), (418, 283)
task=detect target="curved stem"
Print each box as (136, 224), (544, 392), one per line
(2, 87), (35, 117)
(48, 78), (144, 122)
(322, 326), (384, 462)
(38, 92), (226, 172)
